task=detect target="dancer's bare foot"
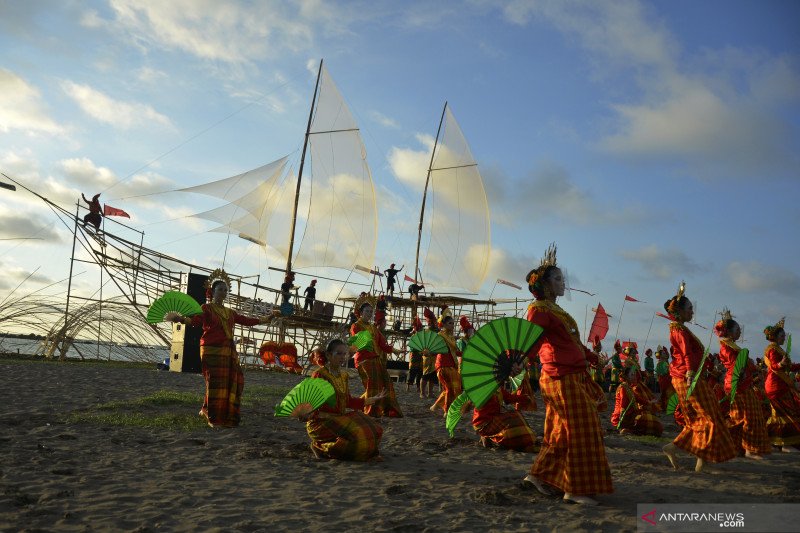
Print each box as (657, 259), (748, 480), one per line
(563, 493), (599, 505)
(694, 457), (705, 473)
(745, 451), (764, 461)
(619, 428), (630, 436)
(781, 446), (799, 453)
(480, 436), (495, 448)
(663, 443), (680, 470)
(310, 445), (323, 460)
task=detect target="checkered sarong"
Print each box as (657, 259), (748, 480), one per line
(200, 344), (244, 427)
(657, 375), (674, 412)
(671, 377), (737, 462)
(474, 411), (538, 452)
(307, 411), (383, 461)
(356, 358), (403, 418)
(584, 373), (608, 413)
(727, 388), (771, 454)
(766, 388), (800, 446)
(432, 367), (462, 415)
(529, 372), (613, 495)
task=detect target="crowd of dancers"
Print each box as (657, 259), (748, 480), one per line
(170, 246), (799, 506)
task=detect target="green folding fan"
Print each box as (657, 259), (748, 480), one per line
(665, 392), (679, 416)
(728, 348), (749, 404)
(408, 329), (448, 354)
(460, 317), (544, 409)
(348, 330), (374, 351)
(787, 334), (792, 356)
(686, 345), (710, 399)
(509, 369), (527, 392)
(274, 378), (336, 417)
(445, 392), (471, 438)
(146, 291), (203, 324)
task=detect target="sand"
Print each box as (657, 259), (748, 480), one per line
(1, 356), (798, 533)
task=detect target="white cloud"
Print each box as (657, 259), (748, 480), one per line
(61, 81), (173, 130)
(495, 1), (800, 180)
(727, 261), (800, 296)
(0, 69), (64, 135)
(387, 134), (436, 191)
(620, 245), (704, 280)
(369, 110), (399, 129)
(0, 209), (62, 244)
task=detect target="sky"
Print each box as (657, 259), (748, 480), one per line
(1, 0), (799, 354)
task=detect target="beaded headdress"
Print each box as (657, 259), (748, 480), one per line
(764, 317), (786, 341)
(204, 268), (232, 299)
(353, 293), (377, 317)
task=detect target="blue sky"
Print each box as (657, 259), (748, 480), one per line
(1, 0), (798, 353)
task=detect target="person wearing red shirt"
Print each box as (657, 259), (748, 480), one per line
(430, 315), (463, 417)
(521, 244), (612, 506)
(170, 269), (275, 428)
(611, 358), (662, 437)
(350, 295), (403, 418)
(762, 318), (800, 451)
(715, 310), (770, 459)
(661, 282), (736, 472)
(293, 339), (386, 461)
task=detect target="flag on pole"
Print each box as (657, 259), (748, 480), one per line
(404, 274), (417, 283)
(655, 312), (672, 320)
(103, 204), (130, 218)
(355, 265), (383, 277)
(587, 303), (609, 342)
(497, 278), (522, 290)
(624, 295), (644, 302)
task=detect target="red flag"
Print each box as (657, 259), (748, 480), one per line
(656, 312), (672, 320)
(624, 295), (643, 302)
(103, 204), (130, 218)
(404, 274), (417, 283)
(587, 303), (609, 342)
(497, 278), (522, 290)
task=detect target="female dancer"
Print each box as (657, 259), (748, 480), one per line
(763, 318), (800, 451)
(611, 357), (663, 436)
(169, 268), (274, 428)
(431, 315), (463, 416)
(715, 309), (770, 459)
(350, 295), (403, 417)
(522, 244), (613, 505)
(472, 361), (538, 452)
(293, 339), (386, 461)
(661, 282), (736, 472)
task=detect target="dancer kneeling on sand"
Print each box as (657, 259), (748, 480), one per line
(762, 317), (800, 452)
(293, 339), (386, 461)
(611, 356), (663, 437)
(350, 295), (403, 418)
(472, 360), (539, 452)
(169, 268), (276, 428)
(521, 244), (613, 506)
(715, 309), (771, 459)
(662, 282), (737, 472)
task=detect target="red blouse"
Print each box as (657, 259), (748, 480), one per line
(188, 303), (260, 347)
(435, 331), (460, 371)
(668, 322), (704, 380)
(764, 343), (800, 400)
(471, 388), (523, 427)
(717, 338), (753, 394)
(350, 320), (393, 367)
(526, 301), (596, 377)
(311, 367), (365, 414)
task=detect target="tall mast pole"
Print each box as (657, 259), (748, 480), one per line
(414, 101), (447, 283)
(286, 59), (323, 275)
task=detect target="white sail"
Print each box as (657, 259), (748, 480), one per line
(293, 65), (377, 270)
(423, 106), (491, 292)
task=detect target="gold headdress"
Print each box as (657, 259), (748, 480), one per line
(526, 242), (558, 287)
(714, 307), (735, 337)
(720, 307), (732, 322)
(204, 268), (232, 299)
(664, 280), (687, 318)
(764, 317), (786, 341)
(353, 293), (377, 317)
(676, 280), (685, 300)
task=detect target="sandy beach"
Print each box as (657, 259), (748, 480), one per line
(1, 356), (798, 533)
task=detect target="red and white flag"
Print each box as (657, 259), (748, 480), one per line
(497, 278), (522, 290)
(624, 295), (644, 302)
(103, 204), (130, 218)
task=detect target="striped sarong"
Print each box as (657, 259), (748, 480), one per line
(671, 377), (736, 462)
(530, 372), (613, 495)
(584, 373), (608, 413)
(474, 411), (538, 452)
(432, 367), (462, 415)
(728, 388), (771, 454)
(356, 358), (403, 418)
(200, 344), (243, 427)
(766, 388), (800, 446)
(307, 411), (383, 461)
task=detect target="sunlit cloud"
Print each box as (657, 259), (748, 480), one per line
(620, 244), (704, 280)
(369, 110), (399, 129)
(61, 81), (173, 130)
(0, 68), (65, 135)
(727, 260), (800, 296)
